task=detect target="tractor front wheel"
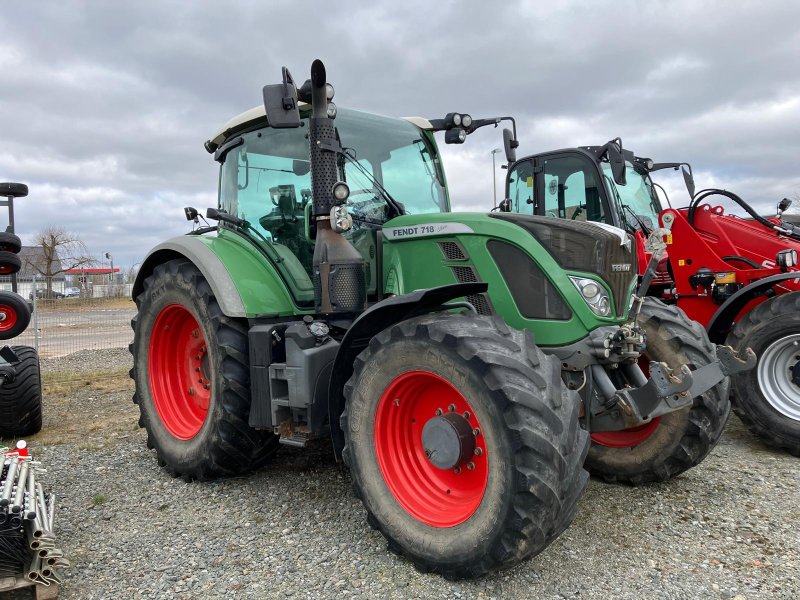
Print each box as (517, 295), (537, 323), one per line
(586, 297), (730, 484)
(727, 292), (800, 456)
(130, 259), (278, 480)
(341, 313), (588, 578)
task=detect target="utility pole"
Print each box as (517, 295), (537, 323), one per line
(490, 149), (501, 209)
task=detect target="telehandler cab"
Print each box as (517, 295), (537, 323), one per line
(131, 61), (750, 577)
(502, 139), (796, 455)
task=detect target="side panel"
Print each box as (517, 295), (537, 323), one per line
(132, 233), (302, 318)
(382, 212), (627, 346)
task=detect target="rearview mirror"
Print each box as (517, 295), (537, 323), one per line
(263, 67), (301, 129)
(682, 166), (696, 198)
(606, 139), (627, 186)
(293, 160), (310, 176)
(503, 128), (517, 163)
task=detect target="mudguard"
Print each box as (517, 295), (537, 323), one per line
(328, 282), (487, 459)
(707, 272), (800, 343)
(132, 234), (299, 318)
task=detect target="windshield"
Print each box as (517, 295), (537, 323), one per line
(601, 162), (661, 232)
(219, 107), (448, 240)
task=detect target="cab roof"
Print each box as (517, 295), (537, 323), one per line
(207, 104), (433, 148)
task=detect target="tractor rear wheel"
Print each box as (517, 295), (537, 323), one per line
(341, 313), (588, 578)
(0, 346), (43, 439)
(587, 297), (730, 484)
(130, 259), (278, 480)
(726, 292), (800, 455)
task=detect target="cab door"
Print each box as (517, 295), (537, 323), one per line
(535, 151), (610, 223)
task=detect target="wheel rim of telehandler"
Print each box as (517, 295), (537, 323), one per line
(757, 333), (800, 421)
(148, 304), (211, 440)
(590, 356), (662, 448)
(0, 304), (18, 333)
(374, 371), (488, 527)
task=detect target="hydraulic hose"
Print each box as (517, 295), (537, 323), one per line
(688, 189), (798, 240)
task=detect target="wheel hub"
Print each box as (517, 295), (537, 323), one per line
(421, 412), (476, 470)
(757, 333), (800, 420)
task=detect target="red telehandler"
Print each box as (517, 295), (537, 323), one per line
(500, 140), (800, 455)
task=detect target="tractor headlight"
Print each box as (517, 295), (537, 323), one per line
(332, 181), (350, 202)
(461, 114), (473, 128)
(326, 102), (337, 119)
(570, 276), (612, 317)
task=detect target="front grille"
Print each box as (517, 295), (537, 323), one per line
(487, 240), (571, 320)
(451, 266), (478, 283)
(491, 214), (637, 317)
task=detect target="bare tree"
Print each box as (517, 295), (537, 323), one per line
(26, 226), (95, 293)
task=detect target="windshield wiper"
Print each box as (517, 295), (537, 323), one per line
(342, 148), (406, 217)
(622, 204), (652, 235)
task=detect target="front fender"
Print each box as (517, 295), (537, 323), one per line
(328, 282), (487, 460)
(707, 272), (800, 343)
(132, 234), (298, 318)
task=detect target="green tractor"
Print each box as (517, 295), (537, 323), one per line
(130, 60), (751, 578)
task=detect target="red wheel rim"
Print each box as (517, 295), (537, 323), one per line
(591, 357), (661, 447)
(374, 371), (488, 528)
(148, 304), (211, 440)
(0, 304), (17, 332)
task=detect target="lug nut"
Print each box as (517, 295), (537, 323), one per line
(447, 404), (456, 412)
(474, 447), (482, 456)
(453, 467), (461, 474)
(394, 398), (400, 407)
(192, 329), (199, 338)
(435, 408), (443, 416)
(463, 411), (471, 419)
(188, 388), (195, 396)
(472, 428), (480, 437)
(466, 462), (475, 471)
(204, 383), (210, 390)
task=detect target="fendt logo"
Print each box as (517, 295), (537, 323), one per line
(611, 263), (632, 272)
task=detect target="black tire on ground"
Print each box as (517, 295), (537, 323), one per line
(0, 291), (31, 340)
(341, 313), (589, 578)
(130, 258), (279, 480)
(0, 232), (22, 254)
(586, 297), (730, 484)
(726, 292), (800, 456)
(0, 251), (21, 275)
(0, 346), (43, 439)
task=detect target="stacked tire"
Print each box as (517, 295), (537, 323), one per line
(0, 230), (43, 439)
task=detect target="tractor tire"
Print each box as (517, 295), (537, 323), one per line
(586, 297), (730, 484)
(0, 346), (43, 439)
(0, 232), (22, 254)
(0, 292), (31, 340)
(341, 313), (589, 579)
(0, 251), (21, 276)
(130, 258), (278, 481)
(726, 292), (800, 456)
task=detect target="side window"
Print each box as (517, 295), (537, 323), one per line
(542, 157), (606, 223)
(507, 160), (535, 214)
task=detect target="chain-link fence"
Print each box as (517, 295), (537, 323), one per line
(8, 296), (137, 382)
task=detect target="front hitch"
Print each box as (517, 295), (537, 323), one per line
(589, 345), (755, 432)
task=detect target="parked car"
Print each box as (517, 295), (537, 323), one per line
(64, 287), (81, 298)
(29, 289), (65, 300)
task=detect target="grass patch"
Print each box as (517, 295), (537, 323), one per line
(42, 367), (132, 396)
(91, 494), (108, 506)
(34, 297), (135, 313)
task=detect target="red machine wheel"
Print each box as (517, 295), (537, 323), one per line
(374, 371), (488, 527)
(342, 312), (588, 578)
(148, 304), (210, 440)
(0, 292), (31, 340)
(131, 259), (278, 480)
(0, 251), (21, 275)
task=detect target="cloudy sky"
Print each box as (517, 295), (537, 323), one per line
(1, 0), (799, 267)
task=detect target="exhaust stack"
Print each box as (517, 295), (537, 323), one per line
(307, 60), (367, 314)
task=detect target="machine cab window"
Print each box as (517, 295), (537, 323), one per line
(541, 156), (606, 222)
(507, 159), (535, 214)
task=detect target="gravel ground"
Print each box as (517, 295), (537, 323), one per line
(5, 349), (799, 599)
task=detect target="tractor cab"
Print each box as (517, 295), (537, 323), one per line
(504, 142), (663, 236)
(208, 106), (451, 305)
